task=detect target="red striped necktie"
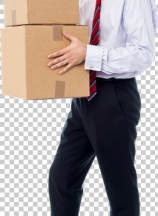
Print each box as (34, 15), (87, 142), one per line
(86, 0), (102, 101)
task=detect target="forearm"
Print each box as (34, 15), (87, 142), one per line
(84, 44), (154, 74)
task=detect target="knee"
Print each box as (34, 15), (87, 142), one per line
(48, 162), (67, 191)
(49, 163), (59, 183)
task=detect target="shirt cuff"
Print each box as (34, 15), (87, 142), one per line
(84, 44), (104, 71)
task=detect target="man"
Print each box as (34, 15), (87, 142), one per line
(47, 0), (158, 215)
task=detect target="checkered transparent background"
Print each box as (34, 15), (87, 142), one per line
(0, 0), (158, 215)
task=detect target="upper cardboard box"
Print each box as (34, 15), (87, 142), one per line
(4, 0), (79, 26)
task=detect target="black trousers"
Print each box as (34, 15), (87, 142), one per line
(48, 77), (141, 216)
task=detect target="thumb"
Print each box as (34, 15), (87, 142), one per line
(63, 31), (75, 41)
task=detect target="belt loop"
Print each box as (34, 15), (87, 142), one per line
(114, 77), (117, 84)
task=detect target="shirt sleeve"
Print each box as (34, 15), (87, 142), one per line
(84, 0), (158, 74)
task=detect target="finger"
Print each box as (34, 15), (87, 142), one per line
(47, 55), (66, 67)
(47, 47), (68, 58)
(50, 59), (68, 70)
(59, 63), (72, 75)
(63, 31), (76, 42)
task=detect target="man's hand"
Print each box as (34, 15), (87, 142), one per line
(47, 31), (87, 74)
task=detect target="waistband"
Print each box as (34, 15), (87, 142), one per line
(96, 77), (135, 82)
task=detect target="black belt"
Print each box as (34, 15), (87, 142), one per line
(96, 77), (135, 82)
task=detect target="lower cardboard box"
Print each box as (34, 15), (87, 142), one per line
(0, 25), (90, 100)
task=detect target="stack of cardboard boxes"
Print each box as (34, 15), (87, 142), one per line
(0, 0), (89, 100)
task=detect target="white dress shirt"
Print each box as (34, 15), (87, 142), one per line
(79, 0), (158, 79)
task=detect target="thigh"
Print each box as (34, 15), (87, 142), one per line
(80, 78), (141, 152)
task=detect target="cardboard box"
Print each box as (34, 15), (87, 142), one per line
(4, 0), (79, 26)
(0, 25), (90, 100)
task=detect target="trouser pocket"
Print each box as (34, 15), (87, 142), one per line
(113, 82), (127, 114)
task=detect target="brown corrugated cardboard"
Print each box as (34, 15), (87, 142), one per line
(4, 0), (79, 26)
(0, 25), (90, 100)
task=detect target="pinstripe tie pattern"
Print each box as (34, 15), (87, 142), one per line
(86, 0), (101, 101)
